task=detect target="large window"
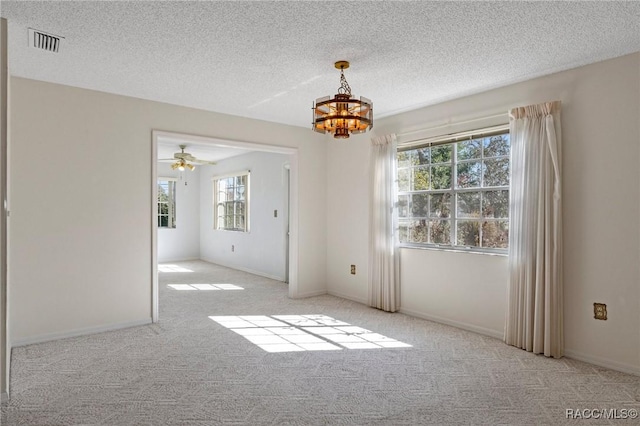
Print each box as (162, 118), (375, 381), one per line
(397, 130), (510, 251)
(158, 179), (176, 228)
(214, 171), (249, 232)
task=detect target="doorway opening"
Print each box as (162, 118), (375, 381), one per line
(151, 131), (299, 322)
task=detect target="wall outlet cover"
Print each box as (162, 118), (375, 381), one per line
(593, 303), (607, 320)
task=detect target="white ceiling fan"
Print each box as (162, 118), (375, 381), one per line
(159, 145), (216, 171)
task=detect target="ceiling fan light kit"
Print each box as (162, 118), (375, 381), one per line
(312, 61), (373, 139)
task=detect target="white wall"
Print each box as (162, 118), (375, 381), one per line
(326, 134), (370, 304)
(9, 77), (327, 344)
(157, 163), (200, 262)
(199, 151), (289, 281)
(326, 53), (640, 374)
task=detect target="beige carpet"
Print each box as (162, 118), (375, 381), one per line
(2, 260), (639, 425)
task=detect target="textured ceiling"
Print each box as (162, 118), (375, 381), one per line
(2, 1), (639, 130)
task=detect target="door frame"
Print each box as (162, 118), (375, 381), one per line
(150, 130), (299, 323)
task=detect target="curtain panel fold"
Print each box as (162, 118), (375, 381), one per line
(368, 134), (400, 312)
(505, 101), (563, 358)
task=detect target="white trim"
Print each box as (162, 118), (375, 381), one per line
(327, 290), (367, 305)
(151, 135), (159, 322)
(399, 307), (504, 339)
(11, 319), (152, 347)
(199, 257), (284, 282)
(295, 289), (328, 299)
(157, 257), (200, 263)
(158, 176), (178, 181)
(564, 349), (640, 377)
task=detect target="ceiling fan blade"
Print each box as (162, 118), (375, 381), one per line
(191, 159), (217, 165)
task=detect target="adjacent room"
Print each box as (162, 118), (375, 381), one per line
(0, 1), (639, 425)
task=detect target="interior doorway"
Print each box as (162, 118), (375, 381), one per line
(151, 131), (299, 323)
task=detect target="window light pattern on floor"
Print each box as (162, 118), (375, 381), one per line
(168, 284), (244, 291)
(209, 314), (411, 353)
(158, 264), (194, 273)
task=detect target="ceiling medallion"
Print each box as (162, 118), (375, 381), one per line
(312, 61), (373, 139)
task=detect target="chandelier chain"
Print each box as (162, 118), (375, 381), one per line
(338, 70), (351, 95)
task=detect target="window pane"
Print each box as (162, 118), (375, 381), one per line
(411, 194), (428, 218)
(399, 220), (409, 243)
(484, 134), (510, 157)
(398, 169), (410, 192)
(409, 220), (428, 243)
(397, 195), (409, 218)
(160, 216), (168, 227)
(483, 158), (509, 187)
(236, 185), (245, 201)
(236, 215), (245, 230)
(431, 145), (452, 163)
(236, 175), (246, 186)
(415, 148), (430, 165)
(397, 151), (412, 168)
(457, 161), (483, 188)
(225, 203), (234, 215)
(430, 220), (451, 244)
(457, 139), (482, 160)
(236, 201), (245, 216)
(159, 203), (168, 215)
(429, 193), (451, 218)
(456, 221), (480, 247)
(482, 221), (509, 248)
(483, 190), (509, 218)
(457, 192), (481, 218)
(413, 167), (429, 190)
(431, 165), (451, 189)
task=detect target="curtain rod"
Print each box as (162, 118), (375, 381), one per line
(397, 112), (508, 139)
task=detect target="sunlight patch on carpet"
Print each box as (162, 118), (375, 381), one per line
(209, 314), (411, 352)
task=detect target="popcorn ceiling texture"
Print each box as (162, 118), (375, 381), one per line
(1, 1), (639, 128)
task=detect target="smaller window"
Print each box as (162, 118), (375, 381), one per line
(157, 178), (176, 228)
(213, 171), (250, 232)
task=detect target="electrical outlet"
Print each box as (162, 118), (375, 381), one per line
(350, 265), (356, 275)
(593, 303), (607, 320)
(231, 245), (235, 252)
(274, 209), (278, 218)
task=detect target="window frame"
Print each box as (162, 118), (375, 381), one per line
(157, 177), (177, 229)
(212, 170), (250, 232)
(397, 126), (510, 254)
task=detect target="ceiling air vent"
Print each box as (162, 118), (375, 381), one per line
(28, 28), (64, 53)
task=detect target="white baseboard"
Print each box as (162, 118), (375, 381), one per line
(327, 290), (367, 305)
(158, 257), (200, 263)
(1, 391), (7, 403)
(399, 307), (504, 340)
(12, 318), (152, 347)
(294, 289), (327, 299)
(200, 258), (284, 282)
(564, 349), (640, 376)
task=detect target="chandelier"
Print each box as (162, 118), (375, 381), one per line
(312, 61), (373, 139)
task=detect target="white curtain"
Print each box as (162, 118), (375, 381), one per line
(368, 134), (400, 312)
(505, 101), (563, 358)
